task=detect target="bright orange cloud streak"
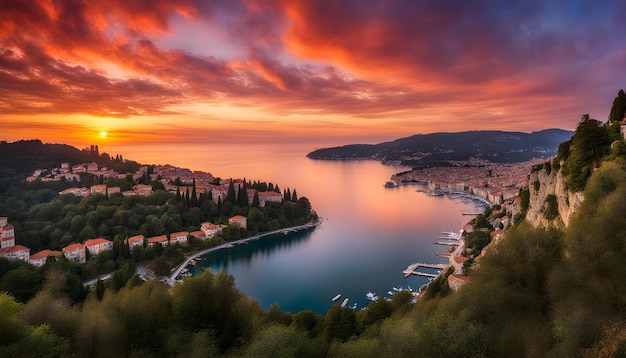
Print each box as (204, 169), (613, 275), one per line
(1, 0), (625, 148)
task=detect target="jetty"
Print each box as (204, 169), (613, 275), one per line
(166, 219), (321, 287)
(436, 253), (451, 258)
(434, 241), (458, 246)
(403, 263), (448, 278)
(462, 211), (483, 216)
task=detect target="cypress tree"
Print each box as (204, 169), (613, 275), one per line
(191, 179), (198, 207)
(285, 188), (291, 202)
(252, 192), (259, 208)
(226, 179), (236, 203)
(208, 189), (213, 201)
(175, 186), (181, 202)
(185, 187), (190, 207)
(292, 189), (298, 202)
(609, 89), (626, 123)
(237, 185), (248, 206)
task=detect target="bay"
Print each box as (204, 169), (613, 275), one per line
(104, 143), (482, 314)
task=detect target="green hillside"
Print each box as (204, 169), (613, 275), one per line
(2, 92), (626, 356)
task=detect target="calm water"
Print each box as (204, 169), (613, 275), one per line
(105, 143), (480, 314)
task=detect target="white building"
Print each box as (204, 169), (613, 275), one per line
(200, 222), (223, 238)
(0, 245), (30, 262)
(228, 215), (247, 229)
(29, 249), (62, 267)
(63, 243), (86, 263)
(169, 231), (189, 245)
(125, 235), (145, 251)
(0, 219), (15, 249)
(84, 238), (113, 256)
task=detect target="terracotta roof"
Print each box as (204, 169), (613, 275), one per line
(147, 235), (167, 243)
(0, 245), (30, 254)
(190, 230), (205, 237)
(453, 255), (469, 264)
(229, 215), (246, 221)
(30, 249), (62, 260)
(84, 238), (111, 246)
(170, 231), (188, 238)
(126, 235), (144, 243)
(258, 191), (282, 197)
(63, 243), (85, 252)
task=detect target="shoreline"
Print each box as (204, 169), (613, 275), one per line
(166, 218), (323, 287)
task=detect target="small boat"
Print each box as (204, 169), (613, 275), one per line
(332, 294), (341, 302)
(226, 244), (235, 249)
(341, 298), (349, 308)
(366, 291), (378, 301)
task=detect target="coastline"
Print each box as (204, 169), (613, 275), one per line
(165, 218), (323, 287)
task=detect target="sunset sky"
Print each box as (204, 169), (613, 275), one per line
(2, 0), (626, 148)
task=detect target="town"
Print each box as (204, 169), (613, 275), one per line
(391, 158), (545, 204)
(1, 158), (293, 269)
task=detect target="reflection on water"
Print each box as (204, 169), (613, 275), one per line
(103, 143), (481, 314)
(192, 228), (314, 272)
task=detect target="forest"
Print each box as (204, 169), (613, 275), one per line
(2, 91), (626, 356)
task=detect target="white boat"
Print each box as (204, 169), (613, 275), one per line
(332, 294), (341, 302)
(366, 291), (378, 301)
(341, 298), (349, 308)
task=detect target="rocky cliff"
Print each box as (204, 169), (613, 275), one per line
(523, 166), (584, 229)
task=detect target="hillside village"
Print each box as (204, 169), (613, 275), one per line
(2, 159), (288, 268)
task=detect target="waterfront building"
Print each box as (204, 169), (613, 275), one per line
(169, 231), (189, 245)
(200, 222), (223, 238)
(229, 215), (247, 229)
(147, 235), (168, 247)
(190, 230), (206, 240)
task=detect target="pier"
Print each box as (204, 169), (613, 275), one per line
(462, 211), (483, 216)
(434, 241), (458, 246)
(403, 263), (448, 278)
(436, 253), (451, 258)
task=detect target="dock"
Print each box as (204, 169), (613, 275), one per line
(403, 263), (448, 278)
(434, 241), (458, 246)
(436, 253), (451, 258)
(462, 211), (483, 216)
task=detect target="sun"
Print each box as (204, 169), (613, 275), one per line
(99, 130), (108, 138)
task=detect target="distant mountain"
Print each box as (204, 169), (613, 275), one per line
(0, 140), (140, 179)
(307, 129), (574, 167)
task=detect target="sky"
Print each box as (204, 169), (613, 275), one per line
(1, 0), (626, 148)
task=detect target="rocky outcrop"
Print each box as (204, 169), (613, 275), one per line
(525, 167), (584, 229)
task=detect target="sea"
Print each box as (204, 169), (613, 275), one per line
(104, 143), (483, 314)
